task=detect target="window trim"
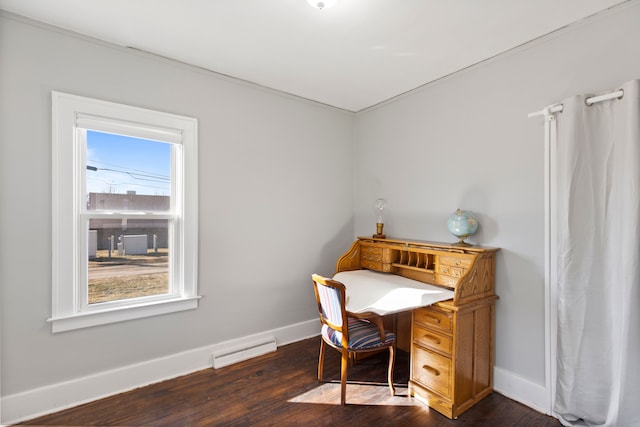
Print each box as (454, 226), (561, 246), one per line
(51, 91), (199, 332)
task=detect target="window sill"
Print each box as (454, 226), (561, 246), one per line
(48, 296), (201, 333)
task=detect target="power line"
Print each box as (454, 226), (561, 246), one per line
(88, 159), (170, 181)
(86, 162), (171, 194)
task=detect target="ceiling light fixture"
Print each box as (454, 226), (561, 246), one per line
(307, 0), (336, 10)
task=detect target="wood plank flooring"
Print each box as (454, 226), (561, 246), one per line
(17, 337), (561, 426)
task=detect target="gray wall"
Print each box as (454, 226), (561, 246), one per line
(0, 13), (354, 395)
(354, 2), (640, 388)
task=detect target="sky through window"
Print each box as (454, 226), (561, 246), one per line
(86, 130), (171, 196)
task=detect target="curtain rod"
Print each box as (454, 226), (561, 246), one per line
(528, 89), (624, 118)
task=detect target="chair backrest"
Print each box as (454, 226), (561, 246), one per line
(311, 274), (348, 335)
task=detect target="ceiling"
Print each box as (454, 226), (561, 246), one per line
(0, 0), (631, 112)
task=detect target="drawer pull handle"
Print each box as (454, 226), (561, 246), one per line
(424, 315), (441, 324)
(422, 365), (440, 376)
(423, 334), (441, 345)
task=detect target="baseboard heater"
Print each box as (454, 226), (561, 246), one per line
(212, 336), (277, 369)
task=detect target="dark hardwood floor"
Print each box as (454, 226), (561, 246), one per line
(18, 337), (561, 426)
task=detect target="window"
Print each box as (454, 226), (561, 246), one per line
(51, 92), (199, 332)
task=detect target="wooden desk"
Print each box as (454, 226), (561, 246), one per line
(335, 237), (499, 419)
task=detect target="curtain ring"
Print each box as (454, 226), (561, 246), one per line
(617, 89), (624, 100)
(584, 95), (595, 107)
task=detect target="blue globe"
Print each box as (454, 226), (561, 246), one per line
(447, 209), (478, 245)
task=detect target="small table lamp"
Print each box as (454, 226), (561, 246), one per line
(373, 198), (387, 238)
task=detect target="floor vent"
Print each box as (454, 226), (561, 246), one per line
(212, 336), (277, 369)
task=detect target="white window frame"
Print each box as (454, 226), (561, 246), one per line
(50, 91), (199, 333)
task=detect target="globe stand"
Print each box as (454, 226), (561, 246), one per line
(452, 237), (472, 247)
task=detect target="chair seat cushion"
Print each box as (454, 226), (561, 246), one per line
(322, 317), (396, 350)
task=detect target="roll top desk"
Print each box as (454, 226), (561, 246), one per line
(335, 237), (499, 419)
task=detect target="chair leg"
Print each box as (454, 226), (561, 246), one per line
(317, 339), (325, 383)
(340, 349), (349, 405)
(388, 345), (396, 396)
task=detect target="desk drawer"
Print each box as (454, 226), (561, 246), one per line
(361, 260), (385, 271)
(360, 246), (387, 271)
(412, 345), (452, 398)
(414, 307), (453, 333)
(439, 255), (473, 268)
(361, 246), (383, 262)
(438, 264), (464, 277)
(413, 325), (452, 355)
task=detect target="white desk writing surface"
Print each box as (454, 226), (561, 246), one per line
(333, 270), (454, 316)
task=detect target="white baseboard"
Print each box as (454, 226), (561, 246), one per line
(493, 366), (550, 415)
(2, 318), (320, 425)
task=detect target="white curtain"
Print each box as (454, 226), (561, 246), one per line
(553, 79), (640, 426)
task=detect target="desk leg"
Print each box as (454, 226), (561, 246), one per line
(395, 311), (412, 352)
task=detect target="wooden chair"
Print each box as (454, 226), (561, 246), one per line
(311, 273), (396, 405)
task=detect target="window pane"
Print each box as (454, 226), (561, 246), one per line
(86, 130), (171, 211)
(88, 218), (169, 304)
